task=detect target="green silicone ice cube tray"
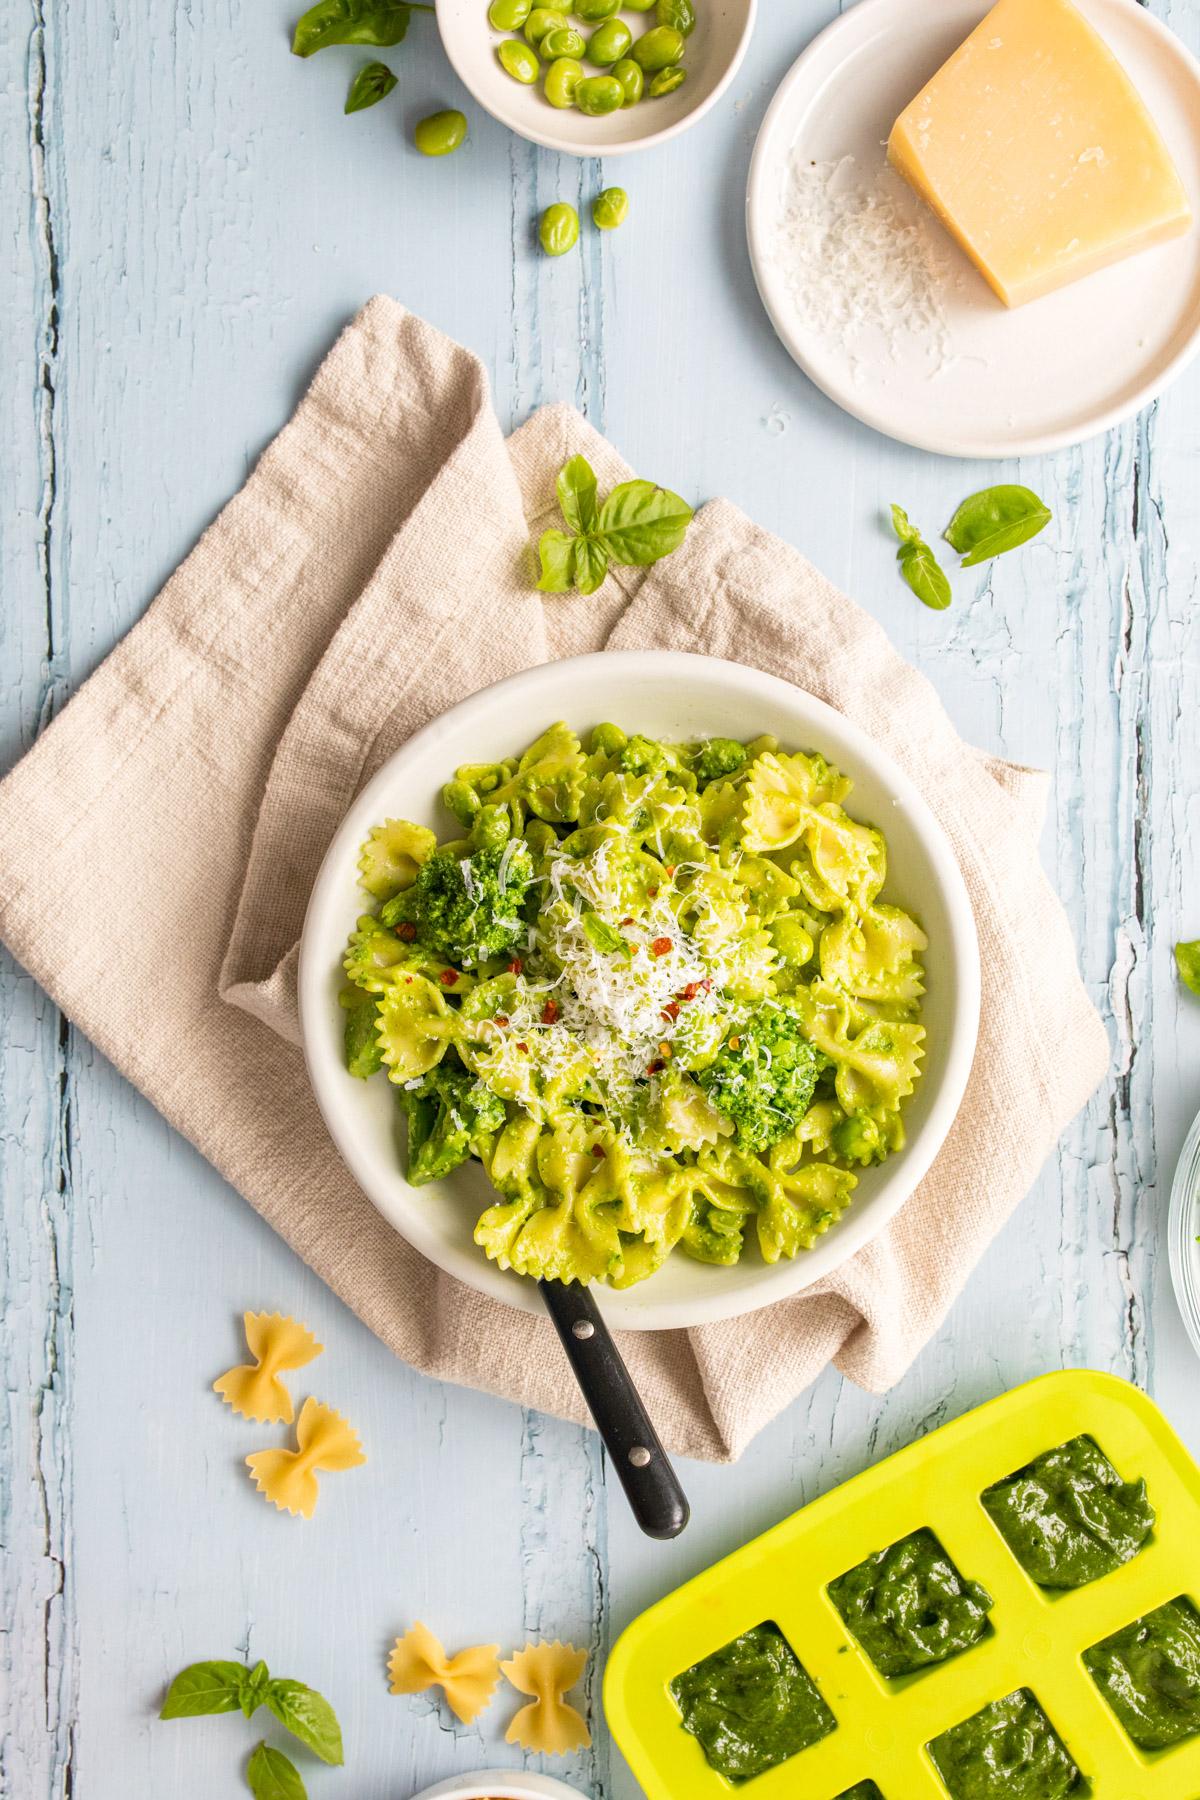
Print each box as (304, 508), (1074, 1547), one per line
(604, 1371), (1200, 1798)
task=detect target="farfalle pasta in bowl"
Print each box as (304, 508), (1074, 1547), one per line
(298, 653), (979, 1331)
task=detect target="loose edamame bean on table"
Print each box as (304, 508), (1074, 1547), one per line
(524, 6), (567, 44)
(540, 202), (580, 256)
(414, 108), (468, 155)
(498, 37), (540, 81)
(648, 64), (685, 95)
(592, 186), (629, 230)
(655, 0), (695, 36)
(543, 55), (584, 107)
(632, 24), (685, 70)
(587, 18), (632, 65)
(611, 56), (644, 104)
(540, 23), (586, 57)
(488, 0), (531, 29)
(575, 73), (624, 115)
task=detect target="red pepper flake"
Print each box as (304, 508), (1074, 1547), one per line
(620, 917), (634, 927)
(679, 982), (700, 1002)
(591, 1144), (606, 1159)
(665, 864), (676, 877)
(651, 936), (672, 957)
(661, 1001), (681, 1023)
(648, 1060), (664, 1076)
(507, 956), (523, 975)
(494, 1014), (510, 1027)
(728, 1035), (741, 1049)
(517, 1041), (529, 1053)
(404, 976), (413, 985)
(658, 1041), (673, 1059)
(439, 969), (459, 987)
(395, 921), (417, 942)
(541, 999), (559, 1025)
(647, 886), (659, 899)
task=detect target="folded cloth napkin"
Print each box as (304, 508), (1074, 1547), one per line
(0, 297), (1109, 1461)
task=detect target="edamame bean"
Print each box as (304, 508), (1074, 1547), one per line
(611, 56), (644, 104)
(442, 779), (481, 825)
(488, 0), (531, 28)
(575, 72), (624, 114)
(655, 0), (695, 35)
(543, 54), (584, 106)
(632, 24), (684, 68)
(574, 0), (620, 17)
(648, 63), (685, 94)
(414, 108), (468, 155)
(587, 17), (632, 64)
(540, 24), (587, 56)
(498, 36), (540, 80)
(524, 6), (567, 44)
(540, 202), (580, 255)
(624, 0), (657, 10)
(592, 186), (629, 230)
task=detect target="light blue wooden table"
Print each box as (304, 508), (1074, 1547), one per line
(5, 0), (1200, 1794)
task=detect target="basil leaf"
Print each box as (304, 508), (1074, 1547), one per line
(345, 60), (398, 111)
(247, 1743), (307, 1800)
(594, 479), (694, 566)
(241, 1659), (272, 1719)
(897, 539), (952, 612)
(571, 535), (609, 596)
(890, 503), (920, 547)
(557, 455), (598, 535)
(1177, 941), (1200, 997)
(160, 1661), (248, 1719)
(264, 1680), (344, 1765)
(944, 484), (1051, 567)
(536, 529), (575, 594)
(582, 910), (630, 957)
(292, 0), (427, 57)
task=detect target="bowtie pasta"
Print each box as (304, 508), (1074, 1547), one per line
(338, 722), (927, 1290)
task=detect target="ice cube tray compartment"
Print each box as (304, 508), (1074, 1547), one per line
(604, 1372), (1200, 1797)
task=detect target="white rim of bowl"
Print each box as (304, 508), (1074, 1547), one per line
(298, 650), (981, 1331)
(436, 0), (758, 158)
(744, 0), (1200, 459)
(409, 1773), (588, 1799)
(1169, 1105), (1200, 1360)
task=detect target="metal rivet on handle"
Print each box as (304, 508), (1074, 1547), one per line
(572, 1320), (595, 1340)
(628, 1445), (652, 1468)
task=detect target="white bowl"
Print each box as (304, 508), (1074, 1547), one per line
(411, 1775), (588, 1800)
(298, 652), (980, 1332)
(436, 0), (755, 157)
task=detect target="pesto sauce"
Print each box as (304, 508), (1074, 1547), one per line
(927, 1689), (1086, 1800)
(671, 1623), (836, 1782)
(1083, 1596), (1200, 1749)
(982, 1434), (1154, 1588)
(827, 1528), (993, 1679)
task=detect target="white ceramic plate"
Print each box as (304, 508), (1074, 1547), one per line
(746, 0), (1200, 458)
(298, 652), (980, 1332)
(1169, 1105), (1200, 1362)
(436, 0), (755, 158)
(410, 1775), (587, 1800)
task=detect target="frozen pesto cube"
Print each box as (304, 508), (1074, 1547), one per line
(670, 1622), (836, 1781)
(982, 1434), (1155, 1588)
(1083, 1596), (1200, 1749)
(827, 1528), (993, 1679)
(928, 1689), (1087, 1800)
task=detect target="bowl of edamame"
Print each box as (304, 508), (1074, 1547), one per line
(437, 0), (755, 155)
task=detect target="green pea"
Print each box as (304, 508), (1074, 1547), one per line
(575, 72), (624, 114)
(543, 55), (584, 107)
(524, 6), (568, 43)
(648, 63), (686, 95)
(540, 202), (580, 256)
(488, 0), (531, 27)
(498, 37), (540, 80)
(632, 24), (684, 68)
(573, 0), (620, 17)
(592, 186), (629, 230)
(414, 109), (468, 155)
(611, 56), (644, 104)
(655, 0), (695, 34)
(588, 17), (632, 64)
(540, 23), (586, 56)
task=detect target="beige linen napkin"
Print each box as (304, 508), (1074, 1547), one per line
(0, 297), (1109, 1461)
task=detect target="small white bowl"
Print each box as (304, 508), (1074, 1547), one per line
(299, 652), (980, 1332)
(436, 0), (756, 157)
(411, 1775), (588, 1800)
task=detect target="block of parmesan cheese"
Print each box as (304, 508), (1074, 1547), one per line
(888, 0), (1192, 308)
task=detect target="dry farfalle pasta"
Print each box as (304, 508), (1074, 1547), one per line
(388, 1621), (501, 1724)
(213, 1310), (323, 1424)
(502, 1641), (590, 1753)
(246, 1397), (365, 1518)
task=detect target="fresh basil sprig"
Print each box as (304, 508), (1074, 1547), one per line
(944, 484), (1052, 567)
(890, 506), (951, 612)
(345, 60), (398, 111)
(582, 910), (631, 957)
(292, 0), (433, 57)
(161, 1657), (344, 1788)
(247, 1742), (307, 1800)
(1177, 941), (1200, 997)
(537, 454), (694, 598)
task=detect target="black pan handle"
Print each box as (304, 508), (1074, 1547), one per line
(538, 1279), (690, 1540)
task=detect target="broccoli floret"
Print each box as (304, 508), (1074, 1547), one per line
(697, 1005), (826, 1153)
(400, 1059), (506, 1186)
(399, 841), (534, 967)
(693, 737), (748, 786)
(620, 733), (669, 778)
(340, 986), (383, 1079)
